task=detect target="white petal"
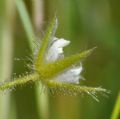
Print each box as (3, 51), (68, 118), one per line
(46, 37), (70, 62)
(54, 65), (83, 84)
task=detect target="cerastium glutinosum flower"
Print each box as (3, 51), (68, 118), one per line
(0, 17), (109, 101)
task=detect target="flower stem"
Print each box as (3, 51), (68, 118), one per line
(32, 0), (50, 118)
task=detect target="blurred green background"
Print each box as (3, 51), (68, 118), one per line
(0, 0), (120, 119)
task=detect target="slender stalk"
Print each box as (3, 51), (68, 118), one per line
(32, 0), (49, 118)
(111, 92), (120, 119)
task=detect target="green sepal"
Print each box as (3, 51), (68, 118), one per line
(46, 80), (109, 102)
(37, 48), (95, 80)
(35, 16), (58, 69)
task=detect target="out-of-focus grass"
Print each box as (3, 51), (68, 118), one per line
(16, 0), (34, 50)
(111, 92), (120, 119)
(0, 0), (16, 119)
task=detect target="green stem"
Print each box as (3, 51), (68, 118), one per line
(111, 92), (120, 119)
(32, 0), (50, 118)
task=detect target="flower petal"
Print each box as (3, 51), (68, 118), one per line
(54, 65), (83, 84)
(46, 37), (70, 62)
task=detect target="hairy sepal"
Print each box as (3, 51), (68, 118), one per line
(46, 80), (109, 101)
(35, 16), (58, 69)
(37, 48), (95, 80)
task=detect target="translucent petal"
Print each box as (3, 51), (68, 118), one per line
(54, 65), (83, 84)
(46, 37), (70, 62)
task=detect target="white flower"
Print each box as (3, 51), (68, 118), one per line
(45, 37), (83, 84)
(46, 37), (70, 62)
